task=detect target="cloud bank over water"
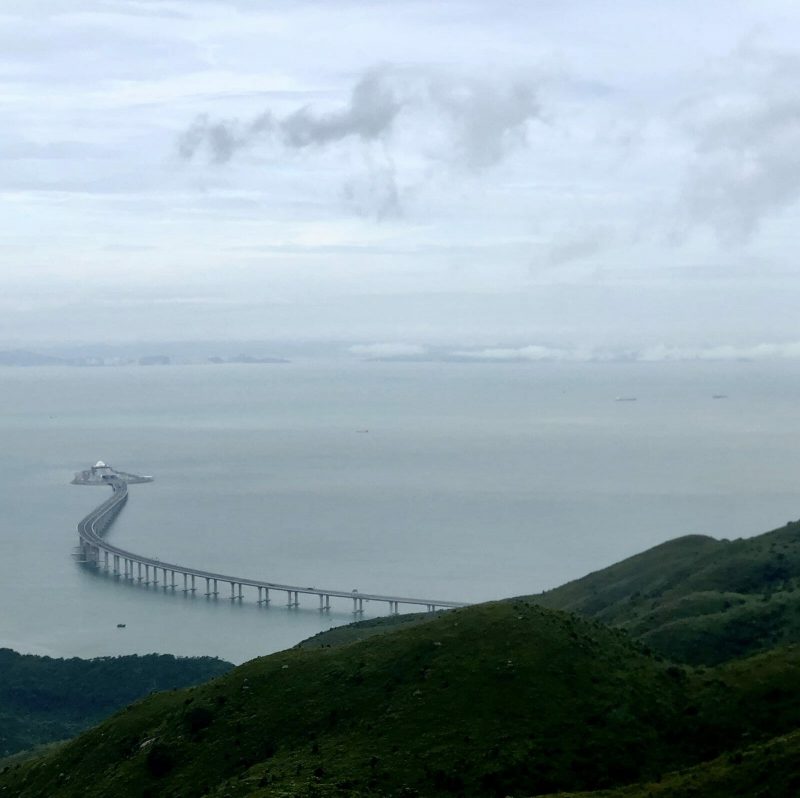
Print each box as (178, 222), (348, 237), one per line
(351, 341), (800, 363)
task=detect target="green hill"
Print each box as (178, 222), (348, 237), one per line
(541, 727), (800, 797)
(3, 601), (800, 798)
(0, 649), (232, 758)
(533, 521), (800, 664)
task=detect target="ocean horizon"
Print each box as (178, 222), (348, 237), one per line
(2, 358), (798, 664)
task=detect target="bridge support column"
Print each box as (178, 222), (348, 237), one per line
(238, 583), (243, 600)
(144, 564), (150, 585)
(257, 587), (270, 605)
(358, 598), (363, 613)
(104, 550), (109, 570)
(230, 581), (236, 600)
(170, 570), (176, 590)
(162, 568), (168, 588)
(204, 577), (210, 596)
(319, 594), (324, 611)
(182, 573), (188, 592)
(137, 562), (142, 582)
(212, 579), (218, 597)
(113, 555), (120, 576)
(153, 567), (158, 586)
(191, 574), (196, 592)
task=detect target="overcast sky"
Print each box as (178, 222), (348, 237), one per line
(3, 0), (800, 356)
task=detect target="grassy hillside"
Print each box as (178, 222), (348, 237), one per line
(3, 602), (800, 798)
(0, 649), (232, 757)
(542, 727), (800, 797)
(534, 521), (800, 664)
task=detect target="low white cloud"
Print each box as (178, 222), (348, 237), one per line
(452, 345), (582, 362)
(453, 341), (800, 363)
(640, 341), (800, 361)
(349, 342), (427, 358)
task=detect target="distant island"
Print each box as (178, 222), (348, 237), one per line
(0, 349), (290, 368)
(207, 354), (290, 364)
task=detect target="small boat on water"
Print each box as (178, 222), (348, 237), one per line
(116, 623), (126, 629)
(712, 394), (728, 399)
(615, 396), (637, 402)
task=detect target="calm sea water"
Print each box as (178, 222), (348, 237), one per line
(1, 359), (799, 664)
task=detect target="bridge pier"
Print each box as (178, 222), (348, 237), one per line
(74, 470), (467, 617)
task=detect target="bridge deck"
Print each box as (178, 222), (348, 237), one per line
(76, 476), (467, 612)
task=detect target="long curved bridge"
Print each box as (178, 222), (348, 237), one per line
(76, 472), (466, 615)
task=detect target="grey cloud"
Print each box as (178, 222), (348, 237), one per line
(280, 67), (403, 147)
(178, 64), (543, 172)
(177, 66), (401, 163)
(177, 111), (275, 163)
(425, 76), (540, 169)
(679, 47), (800, 242)
(544, 228), (612, 267)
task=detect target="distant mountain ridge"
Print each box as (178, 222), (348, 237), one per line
(0, 350), (65, 367)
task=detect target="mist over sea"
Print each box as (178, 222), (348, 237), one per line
(1, 359), (798, 664)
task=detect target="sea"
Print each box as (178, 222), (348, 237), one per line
(1, 359), (799, 665)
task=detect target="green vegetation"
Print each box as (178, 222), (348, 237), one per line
(533, 521), (800, 665)
(3, 600), (800, 797)
(541, 728), (800, 797)
(0, 649), (232, 757)
(3, 519), (800, 796)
